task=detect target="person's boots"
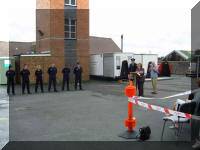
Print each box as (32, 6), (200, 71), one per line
(192, 138), (200, 149)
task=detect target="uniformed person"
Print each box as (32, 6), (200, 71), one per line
(129, 58), (137, 73)
(62, 64), (70, 91)
(35, 65), (44, 93)
(48, 64), (58, 92)
(129, 58), (138, 85)
(73, 62), (83, 90)
(20, 64), (31, 94)
(6, 65), (15, 95)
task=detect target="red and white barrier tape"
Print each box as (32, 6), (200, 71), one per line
(129, 96), (200, 120)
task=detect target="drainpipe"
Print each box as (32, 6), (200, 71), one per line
(121, 34), (123, 53)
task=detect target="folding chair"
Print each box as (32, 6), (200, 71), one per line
(161, 101), (196, 141)
(196, 102), (200, 116)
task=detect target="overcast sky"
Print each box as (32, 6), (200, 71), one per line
(0, 0), (199, 56)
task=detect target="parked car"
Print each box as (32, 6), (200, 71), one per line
(186, 63), (197, 77)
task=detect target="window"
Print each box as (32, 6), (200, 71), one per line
(116, 56), (121, 70)
(65, 0), (76, 6)
(64, 18), (76, 39)
(71, 0), (76, 5)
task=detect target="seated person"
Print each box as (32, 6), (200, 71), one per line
(171, 80), (200, 128)
(172, 93), (194, 111)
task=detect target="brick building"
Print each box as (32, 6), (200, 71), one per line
(0, 41), (35, 57)
(19, 0), (90, 84)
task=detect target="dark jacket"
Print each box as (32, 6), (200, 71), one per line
(73, 66), (83, 79)
(48, 67), (57, 78)
(20, 69), (30, 81)
(136, 68), (145, 82)
(129, 63), (137, 73)
(35, 69), (43, 79)
(146, 62), (152, 78)
(161, 62), (171, 77)
(6, 70), (15, 80)
(192, 90), (200, 115)
(120, 60), (129, 79)
(62, 67), (70, 79)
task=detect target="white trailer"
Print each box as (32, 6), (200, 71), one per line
(90, 53), (158, 79)
(90, 52), (134, 79)
(134, 54), (158, 74)
(103, 53), (134, 78)
(90, 54), (104, 76)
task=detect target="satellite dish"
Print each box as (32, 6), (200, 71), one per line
(38, 30), (44, 36)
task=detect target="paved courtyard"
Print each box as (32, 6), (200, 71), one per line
(0, 76), (197, 148)
(0, 87), (9, 149)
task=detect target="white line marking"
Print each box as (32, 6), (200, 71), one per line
(137, 89), (199, 100)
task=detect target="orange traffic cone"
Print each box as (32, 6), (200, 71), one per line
(119, 81), (137, 139)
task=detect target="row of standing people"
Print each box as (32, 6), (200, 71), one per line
(128, 58), (159, 97)
(6, 62), (83, 95)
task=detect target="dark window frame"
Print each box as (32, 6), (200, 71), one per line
(64, 18), (77, 39)
(65, 0), (76, 6)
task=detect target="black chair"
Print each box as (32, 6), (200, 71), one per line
(191, 101), (200, 141)
(161, 101), (196, 141)
(196, 102), (200, 116)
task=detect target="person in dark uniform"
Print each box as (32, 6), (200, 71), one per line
(73, 62), (83, 90)
(35, 65), (44, 93)
(62, 64), (70, 91)
(20, 64), (31, 94)
(48, 63), (58, 92)
(129, 58), (137, 73)
(129, 58), (138, 85)
(136, 63), (145, 96)
(6, 65), (15, 95)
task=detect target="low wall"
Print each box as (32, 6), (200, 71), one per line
(16, 55), (65, 84)
(15, 55), (89, 84)
(19, 56), (64, 84)
(160, 61), (190, 75)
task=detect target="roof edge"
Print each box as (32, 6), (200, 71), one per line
(192, 1), (200, 11)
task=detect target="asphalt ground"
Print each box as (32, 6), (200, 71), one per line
(0, 76), (196, 148)
(0, 87), (9, 149)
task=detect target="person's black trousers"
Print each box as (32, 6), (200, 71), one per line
(137, 80), (144, 96)
(35, 78), (44, 92)
(7, 79), (15, 94)
(62, 78), (69, 90)
(48, 77), (57, 92)
(22, 79), (30, 94)
(75, 78), (82, 90)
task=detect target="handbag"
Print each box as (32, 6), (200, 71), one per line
(138, 126), (151, 141)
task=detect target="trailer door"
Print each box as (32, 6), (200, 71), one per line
(103, 55), (114, 78)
